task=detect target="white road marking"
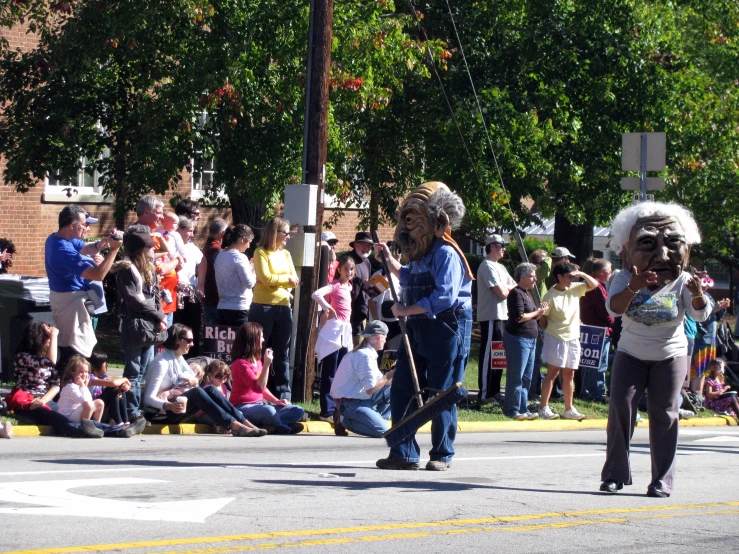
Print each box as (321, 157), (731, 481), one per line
(0, 466), (204, 477)
(0, 478), (233, 522)
(694, 436), (739, 443)
(681, 429), (739, 436)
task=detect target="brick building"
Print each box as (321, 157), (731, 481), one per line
(0, 24), (394, 277)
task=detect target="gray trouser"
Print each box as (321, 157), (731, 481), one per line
(601, 350), (686, 494)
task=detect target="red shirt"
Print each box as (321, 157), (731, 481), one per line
(580, 280), (615, 336)
(229, 358), (264, 405)
(153, 235), (178, 314)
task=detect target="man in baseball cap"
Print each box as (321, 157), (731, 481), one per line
(348, 231), (375, 343)
(477, 233), (516, 405)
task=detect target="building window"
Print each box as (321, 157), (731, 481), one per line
(609, 253), (623, 271)
(44, 154), (111, 203)
(191, 157), (216, 194)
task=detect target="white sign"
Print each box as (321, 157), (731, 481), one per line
(622, 132), (666, 171)
(0, 478), (234, 522)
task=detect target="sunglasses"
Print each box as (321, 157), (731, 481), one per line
(213, 373), (229, 380)
(181, 337), (195, 343)
(278, 230), (291, 236)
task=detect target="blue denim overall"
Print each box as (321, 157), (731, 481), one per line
(390, 268), (472, 463)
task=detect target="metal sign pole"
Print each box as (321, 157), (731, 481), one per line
(639, 133), (648, 202)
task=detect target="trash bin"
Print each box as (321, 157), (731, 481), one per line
(0, 276), (54, 381)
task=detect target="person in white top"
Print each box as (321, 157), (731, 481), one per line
(330, 321), (393, 438)
(215, 224), (256, 326)
(156, 212), (188, 259)
(476, 234), (517, 404)
(57, 355), (104, 423)
(599, 202), (711, 498)
(174, 216), (204, 356)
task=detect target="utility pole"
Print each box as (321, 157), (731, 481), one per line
(290, 0), (334, 402)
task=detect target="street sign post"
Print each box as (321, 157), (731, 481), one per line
(621, 132), (666, 202)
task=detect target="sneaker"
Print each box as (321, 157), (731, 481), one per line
(318, 415), (334, 424)
(425, 460), (451, 471)
(0, 420), (12, 439)
(130, 417), (147, 436)
(376, 457), (420, 470)
(562, 408), (587, 421)
(678, 409), (695, 420)
(635, 413), (645, 423)
(80, 419), (104, 438)
(525, 412), (539, 420)
(538, 406), (560, 420)
(511, 413), (528, 421)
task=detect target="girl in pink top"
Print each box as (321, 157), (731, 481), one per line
(311, 254), (355, 421)
(229, 323), (305, 434)
(57, 356), (104, 423)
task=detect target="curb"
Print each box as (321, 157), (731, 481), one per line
(8, 415), (735, 437)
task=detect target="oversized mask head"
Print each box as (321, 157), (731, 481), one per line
(622, 215), (690, 286)
(394, 181), (465, 261)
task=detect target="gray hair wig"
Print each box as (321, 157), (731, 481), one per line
(426, 187), (466, 230)
(514, 262), (537, 282)
(608, 201), (701, 255)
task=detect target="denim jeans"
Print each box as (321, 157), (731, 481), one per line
(166, 385), (246, 427)
(236, 402), (305, 434)
(164, 312), (174, 329)
(340, 386), (391, 438)
(319, 348), (347, 417)
(21, 406), (121, 437)
(389, 307), (472, 463)
(503, 332), (536, 417)
(580, 337), (611, 400)
(528, 333), (544, 398)
(100, 387), (129, 425)
(121, 324), (155, 420)
(248, 303), (293, 400)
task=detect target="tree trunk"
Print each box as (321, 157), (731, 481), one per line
(229, 187), (267, 240)
(553, 212), (593, 264)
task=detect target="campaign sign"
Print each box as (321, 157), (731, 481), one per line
(579, 325), (607, 369)
(379, 350), (397, 373)
(202, 325), (239, 363)
(491, 341), (507, 369)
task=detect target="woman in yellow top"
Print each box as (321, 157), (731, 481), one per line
(538, 261), (598, 421)
(248, 217), (300, 400)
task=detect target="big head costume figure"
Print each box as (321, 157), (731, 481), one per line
(394, 181), (467, 262)
(609, 202), (701, 288)
(376, 181), (473, 472)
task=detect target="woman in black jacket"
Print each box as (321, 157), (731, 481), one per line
(112, 226), (167, 421)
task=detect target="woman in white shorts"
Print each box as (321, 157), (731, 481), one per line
(538, 261), (598, 420)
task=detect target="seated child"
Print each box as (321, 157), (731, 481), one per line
(704, 358), (739, 419)
(88, 351), (133, 426)
(58, 356), (104, 423)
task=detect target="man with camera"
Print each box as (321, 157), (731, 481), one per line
(45, 204), (123, 369)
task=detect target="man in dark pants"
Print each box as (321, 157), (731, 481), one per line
(374, 182), (473, 472)
(348, 231), (374, 345)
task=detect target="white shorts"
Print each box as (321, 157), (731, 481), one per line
(66, 404), (85, 423)
(542, 334), (581, 370)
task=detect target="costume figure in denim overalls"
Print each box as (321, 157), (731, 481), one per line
(374, 182), (473, 471)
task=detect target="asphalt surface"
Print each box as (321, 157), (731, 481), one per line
(2, 427), (739, 553)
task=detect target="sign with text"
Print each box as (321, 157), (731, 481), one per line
(202, 325), (239, 363)
(491, 341), (507, 369)
(579, 325), (607, 369)
(379, 350), (397, 373)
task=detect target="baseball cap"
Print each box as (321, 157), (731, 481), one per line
(123, 231), (155, 252)
(84, 211), (99, 224)
(359, 320), (389, 337)
(552, 247), (575, 259)
(321, 231), (338, 244)
(485, 234), (509, 247)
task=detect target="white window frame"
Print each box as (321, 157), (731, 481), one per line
(190, 109), (227, 201)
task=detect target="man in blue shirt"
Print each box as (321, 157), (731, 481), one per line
(374, 182), (473, 471)
(45, 205), (122, 365)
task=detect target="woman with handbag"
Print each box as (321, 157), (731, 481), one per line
(143, 324), (266, 436)
(113, 227), (168, 422)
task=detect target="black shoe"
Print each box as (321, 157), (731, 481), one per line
(376, 457), (420, 470)
(647, 487), (670, 498)
(599, 480), (623, 493)
(130, 417), (147, 436)
(116, 426), (136, 438)
(289, 422), (305, 434)
(80, 419), (104, 438)
(333, 411), (349, 436)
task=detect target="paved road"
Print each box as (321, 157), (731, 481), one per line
(1, 427), (738, 553)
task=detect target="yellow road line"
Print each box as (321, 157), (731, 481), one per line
(3, 502), (739, 554)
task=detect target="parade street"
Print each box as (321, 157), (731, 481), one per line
(1, 427), (738, 553)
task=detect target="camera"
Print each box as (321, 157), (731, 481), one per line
(110, 229), (123, 241)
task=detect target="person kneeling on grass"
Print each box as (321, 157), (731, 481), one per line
(330, 320), (393, 438)
(229, 323), (305, 434)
